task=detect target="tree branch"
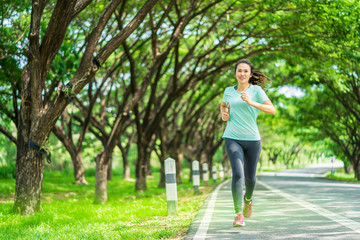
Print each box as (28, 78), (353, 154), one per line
(77, 0), (124, 75)
(0, 125), (17, 144)
(40, 0), (77, 82)
(73, 0), (94, 17)
(97, 0), (160, 63)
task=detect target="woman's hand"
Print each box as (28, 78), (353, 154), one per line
(240, 92), (254, 105)
(220, 102), (230, 121)
(222, 111), (230, 121)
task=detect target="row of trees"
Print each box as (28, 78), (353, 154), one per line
(275, 1), (360, 178)
(1, 0), (359, 215)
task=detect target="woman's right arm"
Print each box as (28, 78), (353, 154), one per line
(220, 102), (230, 121)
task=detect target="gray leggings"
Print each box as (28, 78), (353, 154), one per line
(224, 138), (261, 213)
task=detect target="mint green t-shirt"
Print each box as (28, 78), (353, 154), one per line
(222, 84), (270, 141)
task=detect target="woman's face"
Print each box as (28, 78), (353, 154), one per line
(235, 63), (252, 84)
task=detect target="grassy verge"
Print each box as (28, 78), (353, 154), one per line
(0, 170), (218, 240)
(325, 168), (359, 182)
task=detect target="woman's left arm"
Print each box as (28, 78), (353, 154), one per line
(249, 100), (276, 115)
(241, 92), (276, 115)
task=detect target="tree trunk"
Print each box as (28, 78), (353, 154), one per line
(14, 144), (45, 214)
(354, 160), (360, 181)
(157, 128), (167, 188)
(14, 100), (47, 214)
(119, 141), (131, 180)
(158, 157), (165, 188)
(72, 152), (88, 185)
(189, 158), (193, 182)
(123, 156), (131, 180)
(95, 153), (108, 204)
(176, 151), (183, 184)
(135, 143), (148, 191)
(146, 155), (152, 176)
(157, 142), (167, 188)
(53, 124), (88, 185)
(344, 163), (350, 174)
(13, 68), (48, 215)
(107, 157), (112, 181)
(206, 151), (213, 179)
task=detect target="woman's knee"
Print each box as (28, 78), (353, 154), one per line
(232, 169), (243, 180)
(245, 177), (256, 186)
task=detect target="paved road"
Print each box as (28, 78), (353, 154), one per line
(185, 163), (360, 240)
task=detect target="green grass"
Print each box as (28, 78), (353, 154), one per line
(325, 168), (360, 182)
(0, 169), (218, 240)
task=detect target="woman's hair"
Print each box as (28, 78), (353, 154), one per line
(234, 59), (269, 88)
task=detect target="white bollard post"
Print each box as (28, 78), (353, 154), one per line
(165, 158), (177, 215)
(212, 165), (217, 183)
(192, 160), (200, 194)
(202, 163), (208, 186)
(219, 165), (224, 181)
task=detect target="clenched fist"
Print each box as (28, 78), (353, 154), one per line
(222, 112), (230, 121)
(221, 103), (230, 121)
(240, 92), (254, 105)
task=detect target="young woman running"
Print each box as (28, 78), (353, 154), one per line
(220, 59), (275, 227)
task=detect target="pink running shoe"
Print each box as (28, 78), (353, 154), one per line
(233, 213), (245, 227)
(243, 200), (252, 218)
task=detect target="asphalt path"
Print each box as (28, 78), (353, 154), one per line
(185, 162), (360, 240)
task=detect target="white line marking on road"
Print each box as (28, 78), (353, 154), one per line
(259, 172), (324, 178)
(193, 179), (230, 240)
(258, 180), (360, 234)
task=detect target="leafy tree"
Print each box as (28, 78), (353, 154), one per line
(4, 0), (159, 215)
(271, 0), (360, 179)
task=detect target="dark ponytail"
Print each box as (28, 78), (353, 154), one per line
(234, 59), (269, 88)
